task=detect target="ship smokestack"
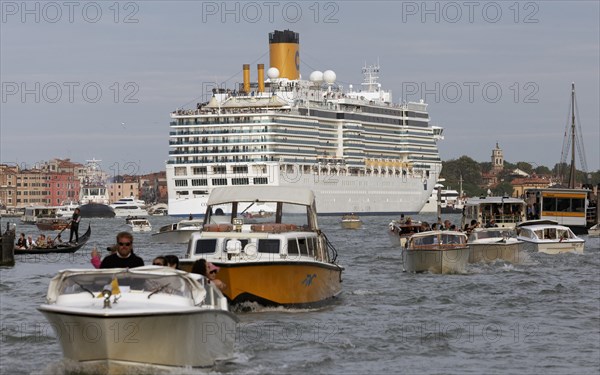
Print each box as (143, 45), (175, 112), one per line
(269, 30), (300, 80)
(243, 64), (250, 93)
(257, 64), (265, 92)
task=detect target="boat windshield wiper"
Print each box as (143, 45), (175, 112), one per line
(74, 281), (94, 298)
(239, 200), (258, 216)
(147, 283), (170, 299)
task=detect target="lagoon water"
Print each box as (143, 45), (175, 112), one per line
(1, 214), (599, 374)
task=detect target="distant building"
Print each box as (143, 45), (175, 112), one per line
(491, 142), (504, 173)
(511, 175), (552, 198)
(107, 176), (140, 203)
(0, 164), (19, 209)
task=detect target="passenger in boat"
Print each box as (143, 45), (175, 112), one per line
(191, 259), (226, 292)
(165, 255), (180, 269)
(46, 236), (55, 248)
(69, 208), (81, 244)
(91, 245), (117, 269)
(431, 223), (439, 231)
(36, 234), (47, 248)
(152, 256), (167, 266)
(16, 233), (27, 249)
(420, 221), (430, 232)
(27, 236), (35, 248)
(100, 232), (144, 269)
(189, 213), (193, 220)
(485, 218), (498, 228)
(443, 220), (452, 231)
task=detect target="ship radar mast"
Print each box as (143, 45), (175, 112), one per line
(361, 63), (380, 93)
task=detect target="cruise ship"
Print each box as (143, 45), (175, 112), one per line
(166, 30), (444, 217)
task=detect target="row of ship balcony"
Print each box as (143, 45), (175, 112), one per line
(168, 144), (440, 156)
(167, 153), (441, 166)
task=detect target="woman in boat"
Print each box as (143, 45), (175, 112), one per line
(165, 255), (180, 269)
(152, 256), (167, 266)
(191, 259), (226, 292)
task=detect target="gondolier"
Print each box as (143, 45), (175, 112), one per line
(69, 208), (81, 244)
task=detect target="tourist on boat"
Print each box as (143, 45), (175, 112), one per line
(90, 245), (118, 269)
(485, 218), (498, 228)
(165, 255), (180, 269)
(69, 208), (81, 244)
(36, 234), (47, 248)
(443, 220), (452, 230)
(420, 222), (430, 231)
(46, 236), (55, 248)
(99, 232), (144, 269)
(27, 235), (35, 248)
(152, 256), (167, 266)
(191, 259), (226, 292)
(16, 233), (27, 249)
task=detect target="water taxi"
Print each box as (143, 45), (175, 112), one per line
(516, 220), (585, 254)
(403, 231), (469, 274)
(341, 214), (362, 229)
(467, 228), (526, 264)
(462, 196), (527, 229)
(179, 186), (343, 307)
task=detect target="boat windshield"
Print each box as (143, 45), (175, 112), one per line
(207, 201), (310, 228)
(469, 229), (515, 241)
(57, 272), (194, 299)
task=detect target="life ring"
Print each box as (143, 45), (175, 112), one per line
(203, 223), (233, 232)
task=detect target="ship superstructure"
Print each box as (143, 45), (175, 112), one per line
(166, 30), (444, 216)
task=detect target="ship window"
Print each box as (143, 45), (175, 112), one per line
(213, 165), (227, 174)
(191, 179), (208, 186)
(231, 178), (249, 185)
(233, 166), (248, 174)
(298, 238), (309, 256)
(175, 180), (188, 187)
(253, 177), (268, 185)
(194, 239), (217, 254)
(177, 191), (189, 196)
(212, 178), (227, 186)
(192, 190), (208, 195)
(257, 239), (280, 254)
(288, 239), (299, 255)
(572, 198), (585, 212)
(192, 167), (207, 175)
(174, 167), (187, 176)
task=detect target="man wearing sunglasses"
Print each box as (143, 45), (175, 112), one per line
(100, 232), (144, 269)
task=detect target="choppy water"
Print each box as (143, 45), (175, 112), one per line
(1, 214), (599, 375)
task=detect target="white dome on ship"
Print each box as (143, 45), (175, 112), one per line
(323, 70), (336, 84)
(309, 71), (324, 83)
(267, 67), (280, 79)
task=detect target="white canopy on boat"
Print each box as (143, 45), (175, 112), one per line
(208, 186), (315, 207)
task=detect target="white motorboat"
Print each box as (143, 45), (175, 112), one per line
(588, 223), (600, 237)
(179, 185), (344, 307)
(151, 219), (204, 243)
(341, 214), (362, 229)
(111, 204), (149, 217)
(38, 267), (238, 368)
(387, 218), (424, 247)
(127, 218), (152, 232)
(403, 231), (469, 274)
(56, 201), (79, 218)
(516, 220), (585, 254)
(111, 196), (146, 207)
(467, 228), (526, 264)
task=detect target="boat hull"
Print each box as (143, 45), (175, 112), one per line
(38, 309), (236, 368)
(341, 221), (362, 229)
(181, 261), (342, 307)
(36, 218), (70, 231)
(79, 203), (115, 218)
(403, 247), (470, 274)
(468, 241), (527, 264)
(521, 240), (585, 254)
(168, 172), (436, 216)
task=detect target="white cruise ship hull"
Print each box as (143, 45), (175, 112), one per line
(168, 172), (435, 216)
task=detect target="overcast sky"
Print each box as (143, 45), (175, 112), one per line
(1, 1), (599, 177)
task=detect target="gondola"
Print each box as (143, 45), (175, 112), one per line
(14, 224), (91, 255)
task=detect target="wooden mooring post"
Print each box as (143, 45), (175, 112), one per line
(1, 221), (16, 267)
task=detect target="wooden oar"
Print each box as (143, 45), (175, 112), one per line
(50, 220), (72, 242)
